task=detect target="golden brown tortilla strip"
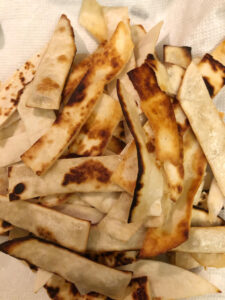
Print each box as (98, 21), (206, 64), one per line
(22, 22), (133, 175)
(0, 199), (90, 252)
(178, 62), (225, 196)
(0, 237), (132, 299)
(9, 156), (122, 200)
(163, 45), (192, 68)
(26, 15), (76, 110)
(0, 52), (42, 127)
(68, 94), (122, 156)
(211, 39), (225, 65)
(192, 253), (225, 268)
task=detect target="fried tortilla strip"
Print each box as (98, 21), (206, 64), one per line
(117, 81), (164, 221)
(163, 45), (192, 68)
(129, 62), (183, 201)
(106, 136), (126, 154)
(0, 199), (90, 252)
(165, 63), (185, 96)
(119, 260), (220, 299)
(9, 156), (122, 200)
(175, 227), (225, 253)
(207, 178), (224, 222)
(27, 15), (76, 110)
(171, 252), (200, 270)
(22, 22), (133, 175)
(0, 237), (132, 299)
(38, 193), (69, 208)
(131, 24), (146, 62)
(177, 62), (225, 196)
(191, 207), (225, 226)
(69, 94), (122, 156)
(192, 253), (225, 268)
(0, 52), (42, 127)
(211, 39), (225, 66)
(0, 219), (13, 234)
(79, 0), (107, 43)
(141, 128), (207, 257)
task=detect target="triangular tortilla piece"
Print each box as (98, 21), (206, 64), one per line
(0, 51), (42, 127)
(26, 15), (76, 110)
(191, 207), (225, 226)
(207, 178), (224, 222)
(9, 156), (122, 200)
(0, 219), (13, 234)
(0, 119), (25, 140)
(175, 227), (225, 253)
(163, 45), (192, 68)
(38, 193), (69, 208)
(117, 81), (164, 221)
(128, 62), (183, 202)
(119, 260), (220, 299)
(68, 93), (122, 156)
(22, 22), (134, 175)
(177, 62), (225, 196)
(192, 253), (225, 268)
(79, 0), (107, 43)
(0, 237), (132, 299)
(171, 252), (200, 270)
(197, 53), (225, 98)
(136, 21), (163, 67)
(0, 199), (90, 252)
(34, 268), (52, 293)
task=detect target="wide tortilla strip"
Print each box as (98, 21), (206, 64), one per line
(0, 199), (90, 252)
(22, 22), (133, 175)
(26, 15), (76, 110)
(0, 51), (42, 127)
(117, 81), (164, 221)
(0, 237), (132, 299)
(178, 62), (225, 196)
(9, 156), (122, 200)
(69, 93), (122, 156)
(163, 45), (192, 68)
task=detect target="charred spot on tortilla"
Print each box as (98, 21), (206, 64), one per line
(130, 276), (149, 300)
(28, 263), (38, 272)
(67, 74), (89, 105)
(2, 220), (11, 228)
(57, 55), (68, 63)
(13, 183), (25, 195)
(37, 77), (60, 92)
(62, 160), (112, 186)
(45, 285), (60, 298)
(37, 226), (58, 243)
(9, 193), (20, 201)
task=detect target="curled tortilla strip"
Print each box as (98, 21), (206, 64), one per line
(175, 227), (225, 253)
(0, 199), (90, 252)
(171, 252), (200, 270)
(0, 51), (42, 127)
(192, 253), (225, 268)
(79, 0), (107, 43)
(0, 237), (132, 299)
(177, 62), (225, 196)
(207, 178), (225, 223)
(119, 260), (219, 299)
(8, 156), (122, 200)
(191, 207), (225, 227)
(163, 45), (192, 68)
(22, 22), (133, 175)
(69, 93), (122, 156)
(117, 80), (164, 221)
(27, 15), (76, 110)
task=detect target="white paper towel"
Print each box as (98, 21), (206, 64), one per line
(0, 0), (225, 299)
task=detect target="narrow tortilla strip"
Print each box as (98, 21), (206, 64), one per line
(0, 237), (132, 299)
(38, 193), (69, 208)
(197, 53), (225, 98)
(131, 24), (146, 62)
(177, 62), (225, 196)
(163, 45), (192, 68)
(119, 260), (219, 299)
(0, 219), (13, 234)
(140, 128), (207, 257)
(0, 52), (42, 127)
(129, 62), (183, 201)
(34, 268), (52, 293)
(22, 22), (134, 175)
(0, 119), (25, 140)
(27, 15), (76, 110)
(69, 94), (122, 156)
(207, 178), (224, 222)
(9, 156), (122, 200)
(175, 227), (225, 253)
(192, 253), (225, 268)
(165, 63), (185, 96)
(79, 0), (107, 43)
(191, 207), (224, 227)
(0, 167), (8, 195)
(0, 199), (90, 252)
(171, 252), (200, 270)
(107, 136), (126, 154)
(211, 39), (225, 66)
(117, 81), (164, 221)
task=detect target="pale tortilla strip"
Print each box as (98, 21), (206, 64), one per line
(0, 219), (13, 234)
(192, 253), (225, 268)
(163, 45), (192, 68)
(0, 119), (25, 140)
(177, 62), (225, 196)
(171, 252), (200, 270)
(38, 193), (69, 208)
(0, 167), (8, 195)
(136, 21), (163, 66)
(129, 62), (183, 202)
(191, 207), (224, 227)
(130, 24), (146, 62)
(207, 178), (224, 222)
(0, 51), (42, 127)
(22, 22), (133, 175)
(165, 63), (185, 96)
(0, 199), (90, 252)
(9, 156), (122, 200)
(117, 81), (164, 221)
(69, 93), (122, 156)
(34, 268), (52, 293)
(79, 0), (107, 43)
(119, 260), (220, 299)
(27, 15), (76, 110)
(0, 237), (132, 299)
